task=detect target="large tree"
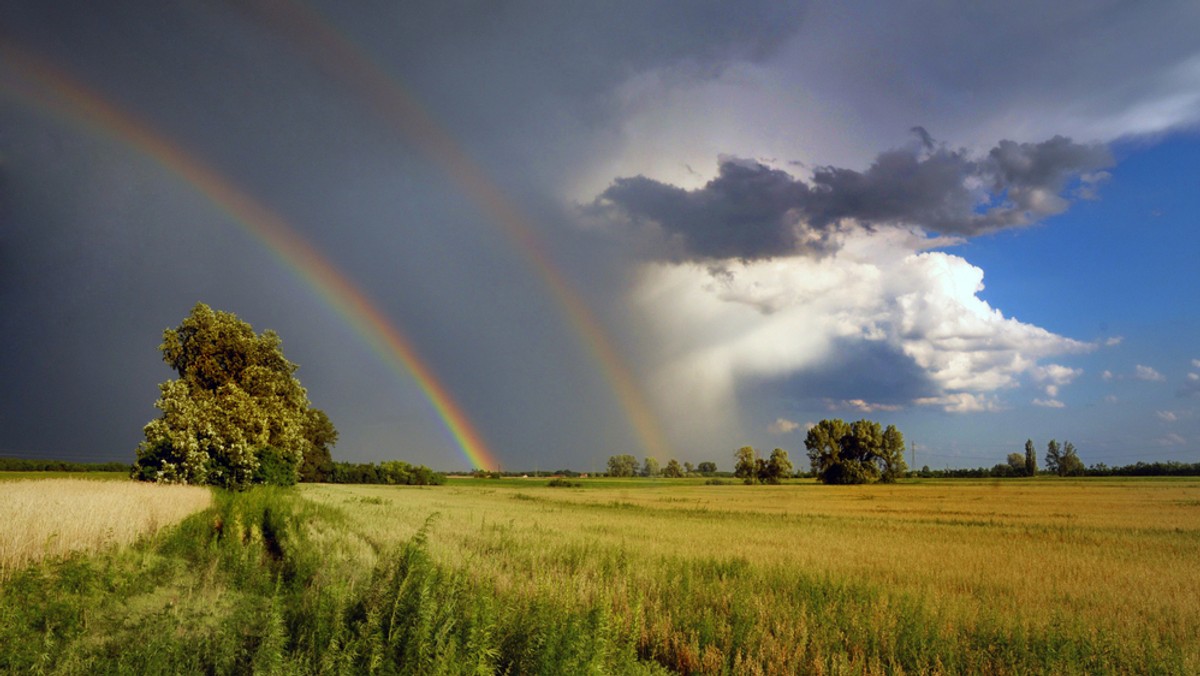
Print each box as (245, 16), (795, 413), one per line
(133, 303), (335, 489)
(806, 418), (907, 484)
(1024, 439), (1037, 477)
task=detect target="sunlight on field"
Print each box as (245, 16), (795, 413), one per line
(0, 478), (211, 577)
(302, 478), (1200, 671)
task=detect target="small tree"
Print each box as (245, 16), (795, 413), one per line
(763, 448), (793, 484)
(879, 425), (908, 483)
(683, 461), (695, 475)
(1058, 441), (1085, 476)
(697, 461), (717, 475)
(1006, 453), (1026, 475)
(734, 446), (758, 484)
(663, 459), (684, 478)
(1045, 439), (1062, 476)
(642, 456), (660, 478)
(606, 454), (638, 477)
(1024, 439), (1037, 476)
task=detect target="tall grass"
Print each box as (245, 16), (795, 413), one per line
(0, 487), (667, 674)
(304, 479), (1200, 673)
(0, 478), (211, 578)
(2, 479), (1196, 673)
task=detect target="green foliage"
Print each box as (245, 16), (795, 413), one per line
(1045, 439), (1084, 477)
(133, 303), (336, 490)
(1025, 439), (1038, 476)
(253, 446), (298, 487)
(547, 478), (582, 488)
(642, 457), (660, 478)
(696, 461), (718, 475)
(0, 488), (665, 674)
(606, 454), (638, 477)
(1045, 439), (1062, 476)
(662, 459), (684, 478)
(298, 409), (337, 482)
(331, 461), (445, 485)
(733, 447), (793, 484)
(2, 483), (1195, 673)
(806, 419), (907, 484)
(1007, 453), (1027, 475)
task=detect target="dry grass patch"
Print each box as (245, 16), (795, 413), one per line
(0, 478), (211, 577)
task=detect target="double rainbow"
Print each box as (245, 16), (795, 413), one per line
(243, 1), (674, 461)
(0, 43), (500, 471)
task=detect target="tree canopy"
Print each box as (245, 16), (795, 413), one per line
(805, 419), (907, 484)
(733, 446), (793, 484)
(133, 303), (336, 489)
(606, 454), (638, 477)
(1045, 439), (1084, 476)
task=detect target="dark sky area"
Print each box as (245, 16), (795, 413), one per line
(2, 1), (1198, 470)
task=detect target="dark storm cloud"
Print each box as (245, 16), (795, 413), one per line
(595, 131), (1114, 260)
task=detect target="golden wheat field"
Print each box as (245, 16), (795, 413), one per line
(301, 477), (1200, 671)
(0, 478), (212, 577)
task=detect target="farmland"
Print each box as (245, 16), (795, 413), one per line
(1, 475), (1197, 673)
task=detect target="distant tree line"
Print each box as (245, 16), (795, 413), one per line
(0, 457), (130, 473)
(304, 460), (445, 485)
(605, 454), (721, 477)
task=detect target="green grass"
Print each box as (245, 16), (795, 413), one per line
(2, 478), (1196, 673)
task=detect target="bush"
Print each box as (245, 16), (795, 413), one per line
(547, 478), (582, 488)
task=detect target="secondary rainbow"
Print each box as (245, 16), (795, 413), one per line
(0, 43), (499, 472)
(247, 1), (675, 461)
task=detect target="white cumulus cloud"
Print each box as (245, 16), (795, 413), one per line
(1135, 364), (1166, 382)
(1033, 398), (1066, 409)
(636, 225), (1089, 432)
(768, 417), (801, 434)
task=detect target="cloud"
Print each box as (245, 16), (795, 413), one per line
(768, 417), (801, 434)
(1135, 364), (1166, 382)
(1193, 359), (1200, 369)
(914, 393), (1003, 413)
(634, 225), (1088, 432)
(1102, 370), (1114, 381)
(1159, 433), (1187, 447)
(1104, 336), (1124, 347)
(829, 399), (904, 413)
(1033, 398), (1066, 408)
(594, 133), (1112, 260)
(1033, 364), (1082, 397)
(1157, 410), (1178, 422)
(1180, 372), (1200, 398)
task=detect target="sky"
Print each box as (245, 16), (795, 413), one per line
(1, 0), (1198, 472)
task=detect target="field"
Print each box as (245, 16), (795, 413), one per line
(0, 478), (211, 578)
(0, 476), (1196, 673)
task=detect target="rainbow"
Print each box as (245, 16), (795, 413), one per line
(0, 43), (500, 471)
(243, 1), (674, 461)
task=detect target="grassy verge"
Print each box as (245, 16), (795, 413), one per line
(0, 487), (665, 674)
